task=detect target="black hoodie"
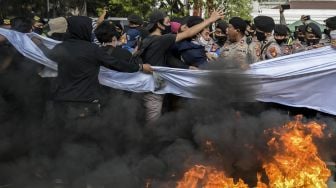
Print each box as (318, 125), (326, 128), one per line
(48, 16), (140, 102)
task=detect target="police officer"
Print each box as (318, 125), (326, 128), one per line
(324, 16), (336, 45)
(220, 17), (249, 69)
(274, 24), (292, 55)
(304, 22), (323, 50)
(253, 16), (282, 61)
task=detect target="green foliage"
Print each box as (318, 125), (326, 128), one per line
(215, 0), (252, 21)
(107, 0), (156, 18)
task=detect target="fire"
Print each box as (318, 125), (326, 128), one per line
(176, 116), (331, 188)
(261, 115), (331, 188)
(176, 165), (248, 188)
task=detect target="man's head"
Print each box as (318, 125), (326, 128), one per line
(48, 17), (67, 36)
(324, 16), (336, 37)
(227, 17), (246, 43)
(295, 25), (306, 42)
(67, 16), (93, 42)
(127, 14), (143, 28)
(274, 24), (289, 45)
(11, 17), (33, 33)
(304, 22), (322, 46)
(32, 15), (44, 35)
(146, 9), (171, 34)
(94, 20), (120, 47)
(214, 20), (228, 46)
(254, 16), (275, 42)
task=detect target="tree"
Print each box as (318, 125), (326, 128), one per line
(107, 0), (156, 18)
(215, 0), (252, 20)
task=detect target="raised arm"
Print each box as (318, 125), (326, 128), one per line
(176, 9), (224, 42)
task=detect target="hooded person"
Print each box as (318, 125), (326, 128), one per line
(253, 15), (282, 60)
(141, 9), (224, 123)
(45, 16), (152, 120)
(47, 17), (68, 41)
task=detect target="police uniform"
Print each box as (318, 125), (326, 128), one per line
(304, 23), (324, 50)
(324, 16), (336, 46)
(219, 17), (250, 69)
(253, 16), (282, 61)
(220, 36), (250, 69)
(260, 36), (282, 60)
(248, 37), (261, 63)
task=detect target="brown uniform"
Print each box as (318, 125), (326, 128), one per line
(220, 36), (250, 69)
(260, 36), (282, 61)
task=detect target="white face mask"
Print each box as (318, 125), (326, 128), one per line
(197, 35), (209, 46)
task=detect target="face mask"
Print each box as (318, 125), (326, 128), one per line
(256, 31), (266, 42)
(215, 35), (227, 46)
(298, 36), (305, 42)
(161, 25), (171, 35)
(33, 28), (43, 35)
(306, 38), (320, 46)
(275, 39), (287, 45)
(197, 36), (209, 46)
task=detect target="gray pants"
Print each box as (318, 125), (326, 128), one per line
(143, 93), (164, 123)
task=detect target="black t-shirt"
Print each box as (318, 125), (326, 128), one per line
(142, 34), (176, 66)
(101, 46), (132, 62)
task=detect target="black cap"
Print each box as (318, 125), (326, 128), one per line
(128, 14), (143, 25)
(216, 20), (228, 32)
(146, 9), (167, 31)
(274, 24), (288, 36)
(186, 16), (203, 28)
(180, 16), (190, 25)
(254, 16), (275, 32)
(325, 16), (336, 30)
(305, 22), (322, 38)
(229, 17), (247, 33)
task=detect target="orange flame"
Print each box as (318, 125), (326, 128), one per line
(177, 116), (331, 188)
(261, 116), (331, 188)
(176, 165), (248, 188)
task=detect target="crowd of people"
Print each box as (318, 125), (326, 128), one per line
(1, 6), (336, 187)
(0, 8), (336, 123)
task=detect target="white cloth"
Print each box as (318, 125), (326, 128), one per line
(1, 28), (336, 115)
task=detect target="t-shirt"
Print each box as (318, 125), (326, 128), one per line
(142, 34), (177, 66)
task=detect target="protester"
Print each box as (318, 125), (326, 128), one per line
(43, 16), (152, 121)
(47, 17), (68, 41)
(95, 20), (132, 62)
(173, 16), (208, 67)
(141, 9), (224, 123)
(123, 14), (143, 53)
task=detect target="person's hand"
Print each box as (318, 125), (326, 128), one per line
(208, 8), (225, 23)
(142, 64), (153, 74)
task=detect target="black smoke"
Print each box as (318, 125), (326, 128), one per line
(0, 54), (335, 188)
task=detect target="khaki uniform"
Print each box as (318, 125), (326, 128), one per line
(260, 36), (282, 61)
(292, 40), (306, 54)
(220, 36), (250, 69)
(248, 38), (262, 64)
(279, 43), (292, 56)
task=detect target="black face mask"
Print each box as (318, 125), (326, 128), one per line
(306, 38), (320, 46)
(215, 35), (227, 46)
(161, 25), (171, 35)
(275, 39), (287, 45)
(324, 29), (331, 37)
(33, 27), (43, 35)
(298, 36), (305, 42)
(256, 31), (266, 42)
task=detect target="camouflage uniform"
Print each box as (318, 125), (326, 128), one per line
(220, 36), (250, 69)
